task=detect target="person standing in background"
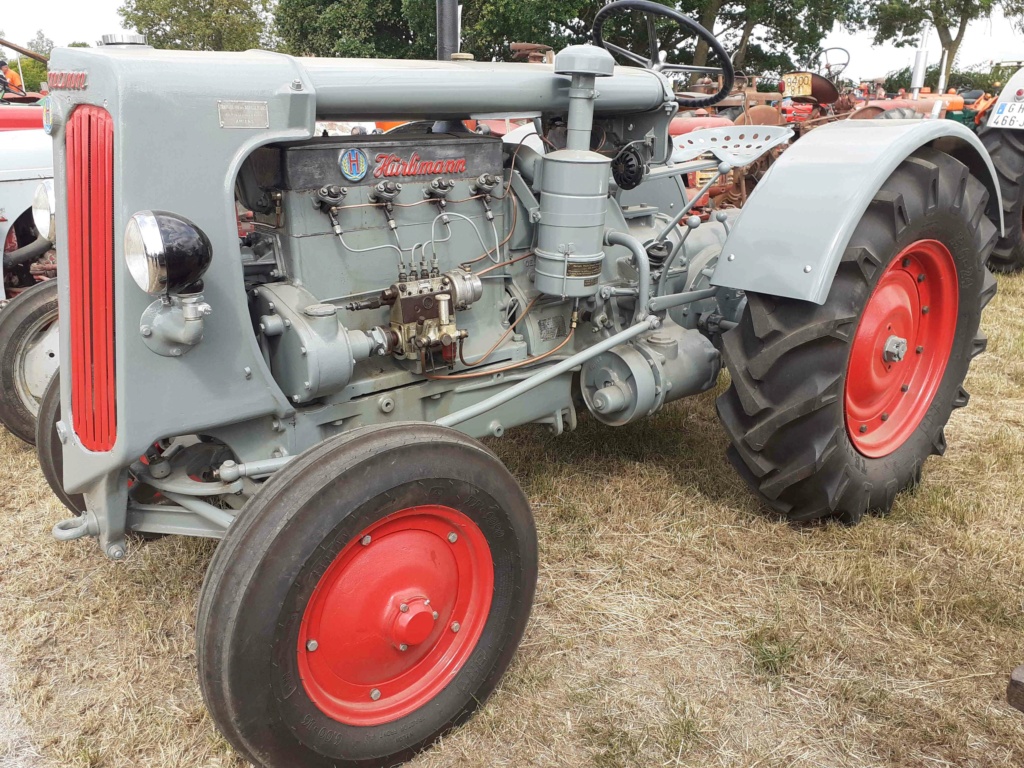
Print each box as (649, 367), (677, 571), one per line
(0, 60), (23, 91)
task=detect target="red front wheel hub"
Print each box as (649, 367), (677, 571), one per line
(297, 505), (494, 726)
(845, 239), (959, 458)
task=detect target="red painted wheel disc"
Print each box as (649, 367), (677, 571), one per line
(845, 239), (959, 458)
(297, 505), (494, 726)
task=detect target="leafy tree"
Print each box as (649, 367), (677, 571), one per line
(882, 62), (1004, 94)
(26, 30), (54, 56)
(278, 0), (855, 86)
(277, 0), (436, 57)
(457, 1), (604, 61)
(118, 0), (274, 51)
(865, 1), (1024, 87)
(18, 58), (47, 91)
(68, 42), (92, 48)
(694, 0), (860, 72)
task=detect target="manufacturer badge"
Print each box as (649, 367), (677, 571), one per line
(42, 96), (53, 135)
(47, 71), (87, 90)
(339, 148), (369, 182)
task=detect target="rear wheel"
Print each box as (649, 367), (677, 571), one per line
(979, 125), (1024, 272)
(0, 279), (59, 443)
(197, 423), (537, 768)
(718, 147), (997, 522)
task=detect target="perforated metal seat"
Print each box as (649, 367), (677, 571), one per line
(671, 125), (793, 166)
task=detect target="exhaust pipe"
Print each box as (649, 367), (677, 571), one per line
(436, 0), (459, 61)
(3, 234), (52, 270)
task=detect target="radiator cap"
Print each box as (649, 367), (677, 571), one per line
(100, 33), (149, 46)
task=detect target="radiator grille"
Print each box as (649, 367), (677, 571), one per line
(66, 106), (116, 452)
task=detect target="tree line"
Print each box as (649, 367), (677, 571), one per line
(7, 2), (1024, 90)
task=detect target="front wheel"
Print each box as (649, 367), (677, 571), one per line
(0, 279), (59, 443)
(197, 423), (537, 768)
(36, 373), (86, 513)
(718, 147), (997, 523)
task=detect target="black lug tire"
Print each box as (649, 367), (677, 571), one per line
(197, 423), (538, 768)
(36, 372), (86, 514)
(718, 147), (997, 523)
(979, 125), (1024, 273)
(0, 279), (59, 443)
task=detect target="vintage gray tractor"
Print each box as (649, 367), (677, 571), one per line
(40, 2), (999, 765)
(979, 68), (1024, 272)
(0, 132), (58, 445)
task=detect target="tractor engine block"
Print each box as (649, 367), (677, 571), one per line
(237, 130), (528, 405)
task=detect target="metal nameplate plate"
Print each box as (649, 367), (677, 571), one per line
(277, 135), (504, 190)
(218, 101), (270, 129)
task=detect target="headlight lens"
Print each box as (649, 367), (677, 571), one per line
(125, 211), (212, 295)
(31, 180), (55, 242)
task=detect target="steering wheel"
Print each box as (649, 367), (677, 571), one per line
(729, 49), (750, 92)
(813, 48), (850, 82)
(592, 0), (734, 109)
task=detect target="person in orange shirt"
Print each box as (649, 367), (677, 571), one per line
(0, 60), (23, 91)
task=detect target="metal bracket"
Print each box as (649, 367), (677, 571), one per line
(140, 294), (212, 357)
(508, 171), (541, 223)
(137, 466), (243, 496)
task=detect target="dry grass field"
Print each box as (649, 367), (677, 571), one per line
(1, 274), (1023, 768)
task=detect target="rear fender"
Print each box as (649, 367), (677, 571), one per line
(990, 69), (1024, 118)
(710, 119), (1003, 305)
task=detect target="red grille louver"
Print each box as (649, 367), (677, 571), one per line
(66, 106), (116, 452)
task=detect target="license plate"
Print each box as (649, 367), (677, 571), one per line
(782, 72), (813, 98)
(989, 101), (1024, 129)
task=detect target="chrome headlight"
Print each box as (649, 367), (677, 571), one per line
(31, 180), (55, 242)
(125, 211), (212, 295)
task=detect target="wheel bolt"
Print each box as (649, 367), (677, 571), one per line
(922, 306), (929, 314)
(451, 622), (461, 633)
(916, 346), (924, 354)
(432, 611), (439, 620)
(901, 384), (909, 392)
(882, 335), (908, 363)
(399, 644), (408, 652)
(400, 603), (409, 613)
(881, 413), (889, 421)
(859, 425), (868, 433)
(361, 535), (371, 546)
(306, 639), (318, 652)
(902, 258), (911, 267)
(447, 532), (458, 544)
(917, 273), (926, 282)
(370, 688), (381, 701)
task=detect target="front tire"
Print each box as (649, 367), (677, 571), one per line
(979, 125), (1024, 272)
(0, 279), (59, 443)
(197, 423), (537, 768)
(718, 147), (997, 523)
(36, 373), (86, 514)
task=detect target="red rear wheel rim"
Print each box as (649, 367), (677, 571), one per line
(297, 505), (494, 726)
(845, 239), (958, 458)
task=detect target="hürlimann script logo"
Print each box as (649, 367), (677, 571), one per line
(373, 152), (467, 179)
(48, 71), (88, 90)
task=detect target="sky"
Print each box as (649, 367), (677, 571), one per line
(0, 1), (1021, 82)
